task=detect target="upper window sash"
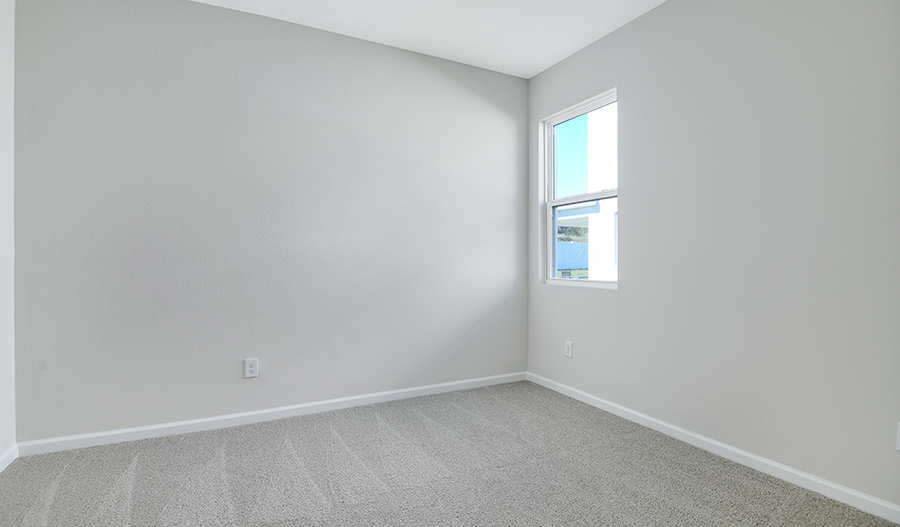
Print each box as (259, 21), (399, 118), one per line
(542, 88), (618, 204)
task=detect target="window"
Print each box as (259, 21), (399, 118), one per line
(541, 88), (617, 288)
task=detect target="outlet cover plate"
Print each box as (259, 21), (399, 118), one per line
(244, 358), (259, 378)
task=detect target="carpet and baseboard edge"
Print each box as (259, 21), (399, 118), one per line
(16, 372), (527, 457)
(5, 371), (899, 524)
(525, 372), (900, 525)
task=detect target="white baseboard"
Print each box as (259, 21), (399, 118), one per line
(16, 372), (527, 458)
(9, 370), (899, 524)
(526, 373), (900, 525)
(0, 443), (17, 473)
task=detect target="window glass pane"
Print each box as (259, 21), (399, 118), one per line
(553, 197), (617, 281)
(553, 101), (617, 199)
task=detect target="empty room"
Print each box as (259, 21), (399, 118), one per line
(0, 0), (898, 525)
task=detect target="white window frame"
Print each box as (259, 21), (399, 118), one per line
(540, 88), (618, 290)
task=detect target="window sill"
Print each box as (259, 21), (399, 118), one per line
(545, 278), (617, 290)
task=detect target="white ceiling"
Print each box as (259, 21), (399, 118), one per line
(188, 0), (668, 78)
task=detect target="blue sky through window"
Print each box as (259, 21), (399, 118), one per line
(554, 114), (588, 199)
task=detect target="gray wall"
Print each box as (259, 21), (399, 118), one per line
(529, 0), (900, 503)
(0, 0), (14, 455)
(15, 0), (528, 441)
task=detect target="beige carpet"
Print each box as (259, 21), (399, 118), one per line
(0, 381), (893, 526)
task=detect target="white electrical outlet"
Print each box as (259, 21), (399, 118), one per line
(244, 358), (259, 378)
(896, 423), (900, 451)
(565, 341), (573, 358)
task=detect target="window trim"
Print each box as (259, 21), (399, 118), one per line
(539, 88), (618, 288)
